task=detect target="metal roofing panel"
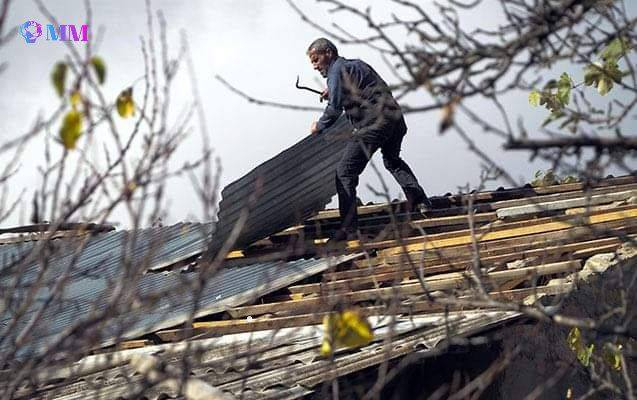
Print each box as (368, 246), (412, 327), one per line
(1, 221), (357, 359)
(211, 115), (352, 253)
(38, 311), (520, 400)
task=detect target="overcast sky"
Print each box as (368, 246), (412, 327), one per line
(1, 1), (635, 228)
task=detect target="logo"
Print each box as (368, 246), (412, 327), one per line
(19, 20), (42, 44)
(19, 20), (88, 44)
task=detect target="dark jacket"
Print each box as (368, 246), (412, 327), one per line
(316, 56), (402, 143)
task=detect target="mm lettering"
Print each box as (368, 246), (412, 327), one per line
(19, 20), (89, 44)
(46, 24), (89, 42)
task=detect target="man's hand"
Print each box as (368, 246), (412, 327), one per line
(320, 88), (329, 102)
(311, 121), (319, 134)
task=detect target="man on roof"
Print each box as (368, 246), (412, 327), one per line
(308, 37), (432, 242)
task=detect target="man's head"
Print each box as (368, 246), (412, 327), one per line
(307, 38), (338, 78)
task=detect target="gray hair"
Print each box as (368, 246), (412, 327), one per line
(306, 38), (338, 56)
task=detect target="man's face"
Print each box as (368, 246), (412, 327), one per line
(308, 49), (332, 78)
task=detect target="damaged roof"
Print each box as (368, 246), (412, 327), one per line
(2, 128), (637, 398)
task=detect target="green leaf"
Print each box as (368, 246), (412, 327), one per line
(557, 72), (572, 106)
(584, 64), (601, 87)
(601, 37), (630, 63)
(561, 175), (579, 184)
(543, 170), (557, 185)
(529, 90), (541, 107)
(116, 87), (135, 118)
(90, 56), (106, 85)
(584, 62), (620, 96)
(59, 110), (83, 149)
(51, 62), (67, 98)
(604, 61), (623, 83)
(543, 79), (558, 90)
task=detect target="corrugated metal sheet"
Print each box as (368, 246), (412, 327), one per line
(211, 115), (353, 253)
(0, 220), (358, 359)
(31, 311), (520, 400)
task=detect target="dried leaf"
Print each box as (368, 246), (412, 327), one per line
(439, 100), (456, 134)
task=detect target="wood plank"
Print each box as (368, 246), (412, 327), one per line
(289, 239), (623, 295)
(532, 175), (637, 194)
(307, 176), (637, 222)
(376, 208), (637, 256)
(497, 277), (528, 291)
(116, 340), (153, 350)
(222, 260), (580, 319)
(358, 225), (635, 270)
(365, 220), (637, 269)
(488, 182), (637, 211)
(410, 212), (498, 229)
(283, 184), (637, 245)
(158, 282), (576, 339)
(276, 179), (637, 242)
(359, 204), (637, 258)
(354, 228), (631, 270)
(496, 190), (637, 219)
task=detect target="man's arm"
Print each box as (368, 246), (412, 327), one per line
(313, 65), (344, 134)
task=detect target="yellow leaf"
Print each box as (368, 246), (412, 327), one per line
(602, 343), (622, 371)
(59, 110), (83, 150)
(116, 87), (135, 118)
(528, 90), (541, 107)
(578, 343), (594, 367)
(567, 327), (582, 352)
(70, 91), (81, 109)
(51, 62), (67, 97)
(321, 310), (373, 356)
(321, 337), (333, 356)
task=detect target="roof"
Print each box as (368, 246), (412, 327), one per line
(2, 135), (636, 399)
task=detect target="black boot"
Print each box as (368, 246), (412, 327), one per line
(405, 188), (432, 214)
(327, 227), (359, 243)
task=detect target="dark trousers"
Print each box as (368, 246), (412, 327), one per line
(336, 116), (427, 231)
